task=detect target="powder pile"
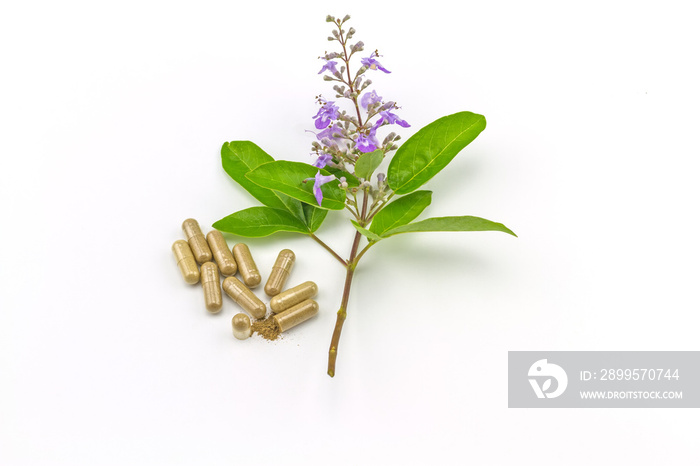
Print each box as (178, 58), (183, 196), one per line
(252, 317), (281, 341)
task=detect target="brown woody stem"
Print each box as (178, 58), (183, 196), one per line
(327, 189), (369, 377)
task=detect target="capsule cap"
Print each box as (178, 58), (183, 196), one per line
(232, 313), (252, 340)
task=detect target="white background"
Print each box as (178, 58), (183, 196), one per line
(2, 1), (699, 464)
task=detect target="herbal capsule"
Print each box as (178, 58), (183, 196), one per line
(270, 281), (318, 313)
(222, 276), (266, 319)
(171, 240), (200, 284)
(264, 249), (295, 297)
(232, 243), (261, 288)
(232, 313), (252, 340)
(201, 262), (222, 313)
(273, 299), (319, 332)
(206, 230), (237, 276)
(182, 218), (212, 264)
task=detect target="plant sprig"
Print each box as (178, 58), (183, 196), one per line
(214, 15), (516, 377)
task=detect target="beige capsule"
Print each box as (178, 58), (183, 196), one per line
(232, 243), (261, 288)
(270, 281), (318, 313)
(273, 299), (319, 332)
(182, 218), (212, 264)
(232, 313), (252, 340)
(222, 276), (266, 319)
(171, 240), (200, 284)
(206, 230), (237, 276)
(201, 262), (223, 313)
(264, 249), (295, 297)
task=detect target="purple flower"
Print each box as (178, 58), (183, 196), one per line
(312, 99), (339, 130)
(354, 126), (379, 153)
(318, 60), (338, 75)
(375, 110), (410, 128)
(316, 123), (344, 143)
(361, 52), (391, 73)
(310, 171), (336, 206)
(313, 153), (333, 168)
(360, 90), (382, 109)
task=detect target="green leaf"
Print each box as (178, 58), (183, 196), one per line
(351, 220), (383, 242)
(303, 203), (328, 233)
(246, 161), (346, 210)
(221, 141), (289, 211)
(369, 191), (432, 236)
(387, 112), (487, 194)
(213, 206), (308, 237)
(324, 166), (360, 187)
(354, 149), (384, 180)
(383, 216), (517, 237)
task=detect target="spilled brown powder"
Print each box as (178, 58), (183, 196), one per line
(252, 317), (281, 341)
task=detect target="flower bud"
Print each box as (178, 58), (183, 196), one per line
(353, 41), (364, 50)
(342, 14), (351, 22)
(326, 15), (335, 22)
(377, 173), (386, 183)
